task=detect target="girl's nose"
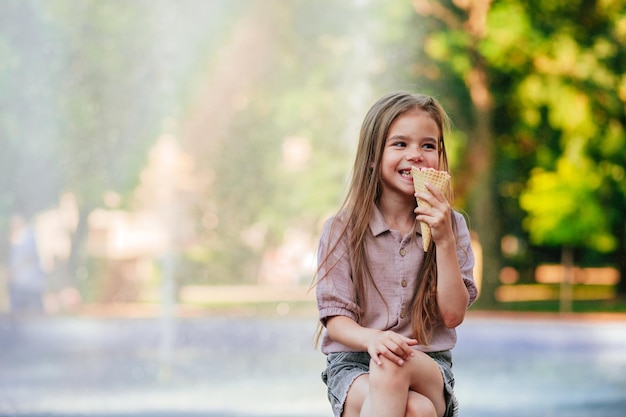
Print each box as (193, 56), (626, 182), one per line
(406, 147), (423, 162)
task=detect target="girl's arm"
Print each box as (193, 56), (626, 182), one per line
(434, 232), (469, 328)
(416, 183), (470, 328)
(326, 315), (418, 366)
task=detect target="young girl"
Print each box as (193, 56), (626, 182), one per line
(315, 91), (478, 417)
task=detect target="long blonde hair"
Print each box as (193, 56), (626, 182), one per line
(315, 91), (453, 345)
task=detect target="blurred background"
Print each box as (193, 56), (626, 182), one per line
(1, 0), (626, 416)
(2, 0), (625, 316)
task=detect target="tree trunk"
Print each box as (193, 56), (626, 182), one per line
(615, 213), (626, 297)
(64, 204), (91, 289)
(560, 246), (574, 313)
(464, 63), (500, 308)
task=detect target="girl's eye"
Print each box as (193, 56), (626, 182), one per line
(392, 141), (406, 148)
(422, 142), (437, 150)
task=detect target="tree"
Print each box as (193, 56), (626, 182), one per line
(51, 1), (164, 287)
(0, 0), (229, 292)
(0, 1), (64, 220)
(414, 0), (626, 305)
(520, 158), (616, 311)
(488, 0), (626, 295)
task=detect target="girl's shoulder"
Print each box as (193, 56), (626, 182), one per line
(320, 210), (352, 243)
(451, 209), (471, 229)
(323, 209), (350, 230)
(451, 209), (472, 246)
(451, 208), (468, 220)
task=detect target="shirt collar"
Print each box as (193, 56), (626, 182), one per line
(369, 204), (389, 236)
(369, 204), (422, 237)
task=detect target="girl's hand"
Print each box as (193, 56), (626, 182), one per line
(367, 330), (418, 366)
(414, 183), (454, 247)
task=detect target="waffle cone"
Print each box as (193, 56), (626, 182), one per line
(411, 167), (451, 251)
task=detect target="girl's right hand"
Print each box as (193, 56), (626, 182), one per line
(367, 330), (418, 366)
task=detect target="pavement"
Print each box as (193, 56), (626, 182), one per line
(0, 310), (625, 417)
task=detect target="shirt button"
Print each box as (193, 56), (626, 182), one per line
(401, 279), (407, 287)
(399, 248), (406, 256)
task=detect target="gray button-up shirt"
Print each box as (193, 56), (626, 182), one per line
(316, 205), (478, 354)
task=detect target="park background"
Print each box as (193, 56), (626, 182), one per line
(2, 2), (626, 417)
(1, 0), (626, 315)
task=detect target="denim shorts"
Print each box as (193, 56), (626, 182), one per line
(321, 350), (459, 417)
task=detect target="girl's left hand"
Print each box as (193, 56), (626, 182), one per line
(367, 330), (417, 366)
(414, 183), (454, 246)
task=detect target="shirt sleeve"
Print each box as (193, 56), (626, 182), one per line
(454, 211), (479, 306)
(315, 216), (361, 326)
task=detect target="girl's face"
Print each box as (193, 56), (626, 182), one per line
(379, 108), (441, 202)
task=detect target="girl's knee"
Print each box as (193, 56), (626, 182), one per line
(368, 357), (411, 391)
(406, 393), (437, 417)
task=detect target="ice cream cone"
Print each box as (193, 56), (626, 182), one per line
(411, 167), (451, 251)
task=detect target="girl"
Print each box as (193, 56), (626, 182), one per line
(315, 91), (478, 417)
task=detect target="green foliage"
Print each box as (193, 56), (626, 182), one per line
(520, 158), (616, 252)
(485, 1), (625, 257)
(50, 2), (172, 204)
(0, 0), (65, 217)
(413, 0), (626, 302)
(482, 3), (537, 72)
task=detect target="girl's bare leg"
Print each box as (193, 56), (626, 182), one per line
(404, 352), (446, 417)
(361, 355), (410, 417)
(342, 374), (369, 417)
(406, 391), (438, 417)
(345, 351), (445, 417)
